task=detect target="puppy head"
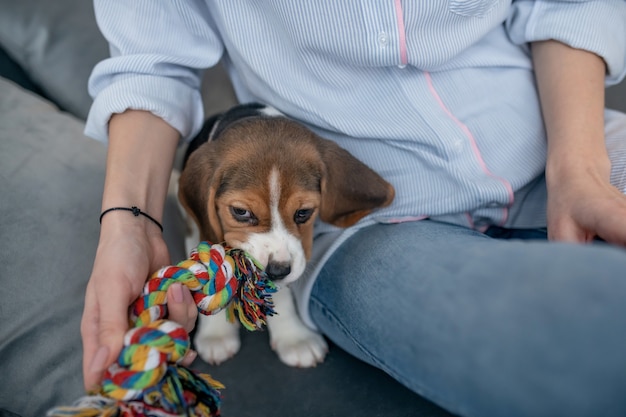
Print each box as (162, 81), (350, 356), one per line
(179, 116), (394, 284)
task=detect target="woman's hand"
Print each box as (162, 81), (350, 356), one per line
(531, 40), (626, 246)
(547, 163), (626, 246)
(81, 218), (199, 391)
(80, 110), (191, 391)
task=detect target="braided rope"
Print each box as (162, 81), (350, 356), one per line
(48, 241), (276, 417)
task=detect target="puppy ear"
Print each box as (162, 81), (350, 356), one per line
(205, 183), (224, 243)
(178, 145), (224, 243)
(317, 138), (395, 228)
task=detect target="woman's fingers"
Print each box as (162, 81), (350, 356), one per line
(167, 283), (198, 333)
(81, 282), (199, 392)
(590, 197), (626, 246)
(81, 280), (130, 391)
(549, 185), (626, 247)
(180, 349), (198, 367)
(81, 286), (101, 391)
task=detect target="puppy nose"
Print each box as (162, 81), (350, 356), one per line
(265, 261), (291, 281)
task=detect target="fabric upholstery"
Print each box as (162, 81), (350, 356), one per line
(0, 0), (107, 119)
(0, 77), (186, 417)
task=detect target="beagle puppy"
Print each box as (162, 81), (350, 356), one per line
(178, 103), (395, 368)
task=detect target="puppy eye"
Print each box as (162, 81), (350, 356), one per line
(230, 206), (257, 224)
(294, 208), (314, 225)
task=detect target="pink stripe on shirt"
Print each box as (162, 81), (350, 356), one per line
(425, 71), (514, 226)
(394, 0), (408, 66)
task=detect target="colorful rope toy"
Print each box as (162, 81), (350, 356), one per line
(48, 241), (276, 417)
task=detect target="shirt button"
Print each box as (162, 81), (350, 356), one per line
(452, 140), (464, 153)
(378, 31), (389, 47)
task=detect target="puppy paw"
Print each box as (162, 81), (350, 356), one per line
(194, 314), (240, 365)
(271, 326), (328, 368)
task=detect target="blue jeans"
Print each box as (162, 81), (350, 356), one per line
(310, 220), (626, 417)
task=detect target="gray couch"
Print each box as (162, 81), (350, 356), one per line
(0, 2), (624, 417)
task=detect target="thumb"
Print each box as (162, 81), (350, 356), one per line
(167, 283), (198, 333)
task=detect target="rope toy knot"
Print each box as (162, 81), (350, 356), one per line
(48, 241), (276, 417)
(103, 319), (189, 400)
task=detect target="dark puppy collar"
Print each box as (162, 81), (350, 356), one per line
(208, 102), (280, 141)
(183, 102), (283, 168)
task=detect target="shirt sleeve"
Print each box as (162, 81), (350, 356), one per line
(506, 0), (626, 85)
(85, 0), (224, 143)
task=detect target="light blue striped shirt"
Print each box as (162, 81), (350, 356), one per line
(86, 0), (626, 327)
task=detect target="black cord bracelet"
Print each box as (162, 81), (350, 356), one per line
(99, 206), (164, 232)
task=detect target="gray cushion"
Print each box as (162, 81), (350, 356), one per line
(0, 77), (186, 417)
(0, 0), (239, 122)
(0, 0), (108, 119)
